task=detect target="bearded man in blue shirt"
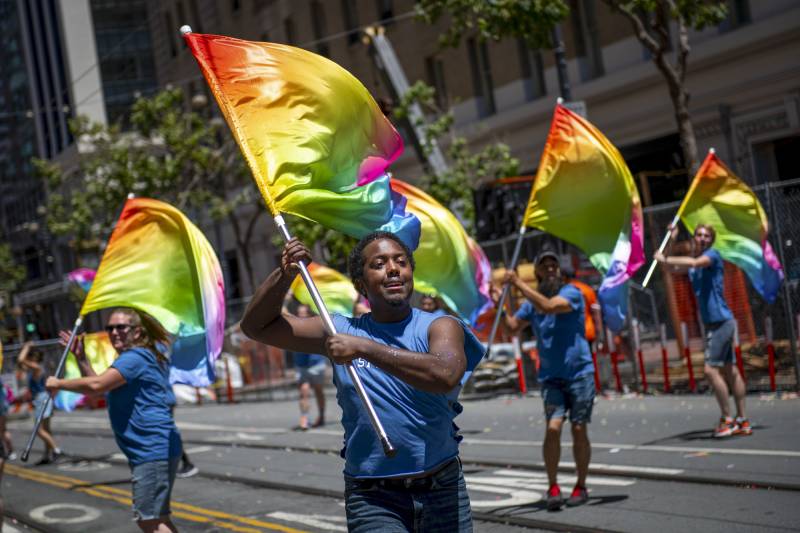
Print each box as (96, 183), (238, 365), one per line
(241, 231), (483, 532)
(656, 223), (751, 438)
(498, 251), (595, 511)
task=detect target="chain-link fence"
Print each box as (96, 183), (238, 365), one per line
(474, 178), (800, 394)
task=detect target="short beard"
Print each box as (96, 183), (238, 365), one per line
(538, 276), (563, 298)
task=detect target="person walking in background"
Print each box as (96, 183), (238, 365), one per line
(17, 341), (62, 465)
(656, 224), (751, 438)
(49, 308), (182, 532)
(292, 304), (328, 430)
(499, 251), (595, 511)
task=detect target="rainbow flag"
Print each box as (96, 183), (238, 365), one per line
(291, 263), (359, 317)
(81, 198), (225, 386)
(680, 152), (783, 302)
(184, 32), (402, 237)
(54, 332), (118, 411)
(67, 268), (96, 292)
(385, 179), (493, 324)
(523, 104), (644, 331)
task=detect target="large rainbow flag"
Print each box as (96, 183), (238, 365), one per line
(679, 151), (783, 302)
(523, 104), (644, 331)
(385, 179), (493, 324)
(291, 263), (359, 317)
(81, 198), (225, 386)
(184, 32), (402, 237)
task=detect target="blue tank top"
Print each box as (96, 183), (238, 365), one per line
(29, 374), (46, 396)
(331, 308), (485, 478)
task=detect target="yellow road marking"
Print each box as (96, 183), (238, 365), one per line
(6, 464), (309, 533)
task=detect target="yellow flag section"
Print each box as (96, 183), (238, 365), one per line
(290, 263), (359, 317)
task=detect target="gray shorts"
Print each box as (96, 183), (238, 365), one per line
(130, 457), (179, 521)
(33, 391), (53, 420)
(297, 362), (327, 386)
(704, 319), (736, 367)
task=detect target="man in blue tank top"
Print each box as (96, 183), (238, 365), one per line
(241, 231), (484, 532)
(656, 223), (751, 438)
(498, 251), (595, 511)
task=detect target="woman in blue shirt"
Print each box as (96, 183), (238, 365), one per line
(47, 308), (182, 533)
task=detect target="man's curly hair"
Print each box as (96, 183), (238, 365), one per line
(347, 231), (416, 292)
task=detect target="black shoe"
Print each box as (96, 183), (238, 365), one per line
(176, 462), (199, 478)
(35, 456), (53, 466)
(546, 485), (564, 511)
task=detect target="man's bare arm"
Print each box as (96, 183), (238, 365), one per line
(326, 317), (467, 393)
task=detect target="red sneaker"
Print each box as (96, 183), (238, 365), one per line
(546, 484), (564, 511)
(733, 417), (753, 436)
(713, 417), (735, 438)
(566, 485), (589, 507)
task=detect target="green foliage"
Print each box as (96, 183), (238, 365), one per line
(271, 216), (357, 273)
(608, 0), (727, 29)
(415, 0), (569, 48)
(40, 88), (266, 289)
(0, 243), (25, 295)
(393, 81), (520, 233)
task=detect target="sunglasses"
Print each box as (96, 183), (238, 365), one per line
(105, 324), (134, 334)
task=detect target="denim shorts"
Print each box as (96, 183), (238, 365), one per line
(542, 374), (596, 424)
(296, 362), (327, 386)
(130, 457), (179, 521)
(344, 458), (473, 532)
(704, 319), (736, 367)
(33, 391), (53, 420)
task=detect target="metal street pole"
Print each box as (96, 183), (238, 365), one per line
(551, 24), (572, 102)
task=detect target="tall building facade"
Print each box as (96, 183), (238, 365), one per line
(0, 0), (160, 341)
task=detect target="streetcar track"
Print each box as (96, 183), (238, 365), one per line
(49, 428), (800, 492)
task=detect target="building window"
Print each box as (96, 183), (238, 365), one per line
(341, 0), (360, 45)
(467, 38), (496, 118)
(720, 0), (751, 32)
(163, 10), (177, 57)
(569, 0), (604, 81)
(284, 17), (296, 44)
(424, 55), (448, 109)
(375, 0), (393, 24)
(310, 1), (330, 56)
(517, 40), (546, 101)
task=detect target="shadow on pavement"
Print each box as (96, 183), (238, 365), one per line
(486, 494), (629, 515)
(641, 425), (768, 444)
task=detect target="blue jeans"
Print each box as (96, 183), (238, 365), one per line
(344, 458), (473, 532)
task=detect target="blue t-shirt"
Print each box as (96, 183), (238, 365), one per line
(515, 284), (594, 383)
(331, 308), (484, 478)
(294, 352), (327, 368)
(108, 347), (182, 465)
(689, 248), (733, 324)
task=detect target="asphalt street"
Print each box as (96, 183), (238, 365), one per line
(4, 390), (800, 532)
